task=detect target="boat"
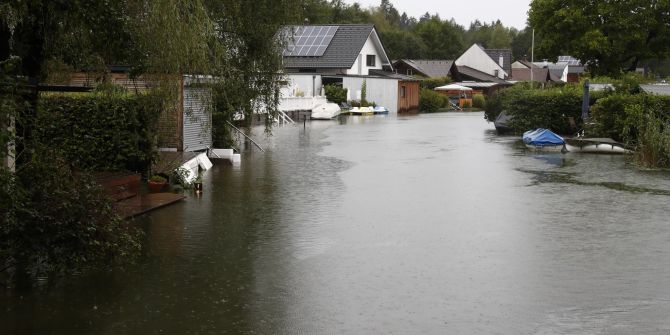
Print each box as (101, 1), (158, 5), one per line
(565, 137), (629, 154)
(494, 110), (513, 134)
(522, 128), (566, 152)
(350, 106), (374, 115)
(311, 103), (341, 120)
(373, 106), (389, 114)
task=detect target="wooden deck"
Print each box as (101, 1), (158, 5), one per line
(94, 170), (186, 219)
(114, 192), (186, 219)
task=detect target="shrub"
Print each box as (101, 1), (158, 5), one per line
(484, 84), (608, 134)
(590, 93), (670, 142)
(324, 85), (347, 104)
(420, 76), (452, 90)
(1, 150), (142, 284)
(36, 93), (162, 172)
(419, 89), (446, 113)
(472, 94), (486, 109)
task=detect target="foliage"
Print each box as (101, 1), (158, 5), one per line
(485, 84), (602, 134)
(472, 94), (486, 109)
(590, 93), (670, 142)
(149, 175), (167, 183)
(419, 88), (446, 113)
(299, 0), (526, 61)
(360, 80), (368, 107)
(629, 109), (670, 168)
(529, 0), (670, 75)
(170, 167), (192, 189)
(35, 93), (162, 172)
(420, 77), (452, 90)
(324, 84), (347, 104)
(1, 150), (142, 284)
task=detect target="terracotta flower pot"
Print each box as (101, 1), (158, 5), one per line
(147, 180), (167, 193)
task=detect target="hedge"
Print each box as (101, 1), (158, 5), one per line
(485, 85), (606, 135)
(590, 93), (670, 142)
(36, 93), (162, 172)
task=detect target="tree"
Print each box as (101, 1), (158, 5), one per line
(413, 15), (464, 59)
(529, 0), (670, 75)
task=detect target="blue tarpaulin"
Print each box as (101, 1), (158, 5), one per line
(522, 128), (565, 146)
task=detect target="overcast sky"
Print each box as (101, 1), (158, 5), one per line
(344, 0), (531, 29)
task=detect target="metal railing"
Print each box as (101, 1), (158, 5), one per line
(226, 121), (264, 152)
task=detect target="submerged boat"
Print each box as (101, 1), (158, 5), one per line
(565, 137), (629, 154)
(523, 128), (566, 152)
(373, 106), (389, 114)
(494, 110), (513, 134)
(350, 106), (374, 115)
(311, 103), (341, 120)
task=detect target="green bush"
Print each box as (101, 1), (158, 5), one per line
(324, 85), (347, 104)
(590, 93), (670, 142)
(36, 93), (162, 172)
(484, 84), (607, 134)
(419, 89), (446, 113)
(472, 94), (486, 109)
(420, 76), (452, 90)
(1, 150), (142, 284)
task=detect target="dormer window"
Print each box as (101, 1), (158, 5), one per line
(494, 70), (499, 78)
(366, 55), (376, 67)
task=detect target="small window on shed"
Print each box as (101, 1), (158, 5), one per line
(366, 55), (376, 67)
(400, 86), (406, 98)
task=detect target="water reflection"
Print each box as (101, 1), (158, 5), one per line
(3, 112), (670, 334)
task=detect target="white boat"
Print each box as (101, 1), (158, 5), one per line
(311, 103), (341, 120)
(350, 106), (374, 115)
(565, 138), (630, 154)
(373, 106), (389, 114)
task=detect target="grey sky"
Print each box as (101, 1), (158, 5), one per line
(344, 0), (531, 29)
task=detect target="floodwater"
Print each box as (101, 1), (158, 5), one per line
(4, 112), (670, 334)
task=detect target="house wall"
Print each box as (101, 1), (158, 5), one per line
(343, 76), (398, 113)
(281, 74), (323, 97)
(346, 35), (383, 76)
(398, 81), (420, 113)
(455, 45), (508, 79)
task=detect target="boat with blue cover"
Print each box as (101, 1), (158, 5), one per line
(522, 128), (566, 152)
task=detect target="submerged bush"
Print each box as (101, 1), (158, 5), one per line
(420, 89), (446, 113)
(484, 84), (607, 134)
(472, 94), (485, 109)
(1, 150), (142, 285)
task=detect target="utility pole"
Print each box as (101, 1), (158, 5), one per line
(530, 28), (535, 90)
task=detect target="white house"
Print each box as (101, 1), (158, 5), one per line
(455, 44), (508, 80)
(280, 24), (419, 113)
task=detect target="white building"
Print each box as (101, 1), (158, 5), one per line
(280, 24), (419, 113)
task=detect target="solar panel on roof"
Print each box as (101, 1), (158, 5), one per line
(558, 55), (581, 65)
(283, 25), (339, 57)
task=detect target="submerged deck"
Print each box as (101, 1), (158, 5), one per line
(115, 192), (186, 219)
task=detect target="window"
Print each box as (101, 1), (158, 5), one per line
(494, 70), (499, 78)
(400, 86), (406, 98)
(407, 69), (413, 76)
(366, 55), (376, 67)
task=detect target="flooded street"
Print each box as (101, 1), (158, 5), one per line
(4, 112), (670, 334)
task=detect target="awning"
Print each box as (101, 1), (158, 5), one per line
(435, 84), (473, 91)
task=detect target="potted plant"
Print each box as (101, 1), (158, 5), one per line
(147, 174), (168, 193)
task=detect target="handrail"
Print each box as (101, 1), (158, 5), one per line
(226, 121), (264, 152)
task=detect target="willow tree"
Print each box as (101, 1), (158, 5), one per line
(529, 0), (670, 76)
(0, 0), (301, 283)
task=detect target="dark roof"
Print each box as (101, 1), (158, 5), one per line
(484, 49), (512, 74)
(393, 59), (454, 78)
(510, 68), (550, 82)
(454, 66), (509, 84)
(369, 69), (420, 81)
(283, 24), (375, 69)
